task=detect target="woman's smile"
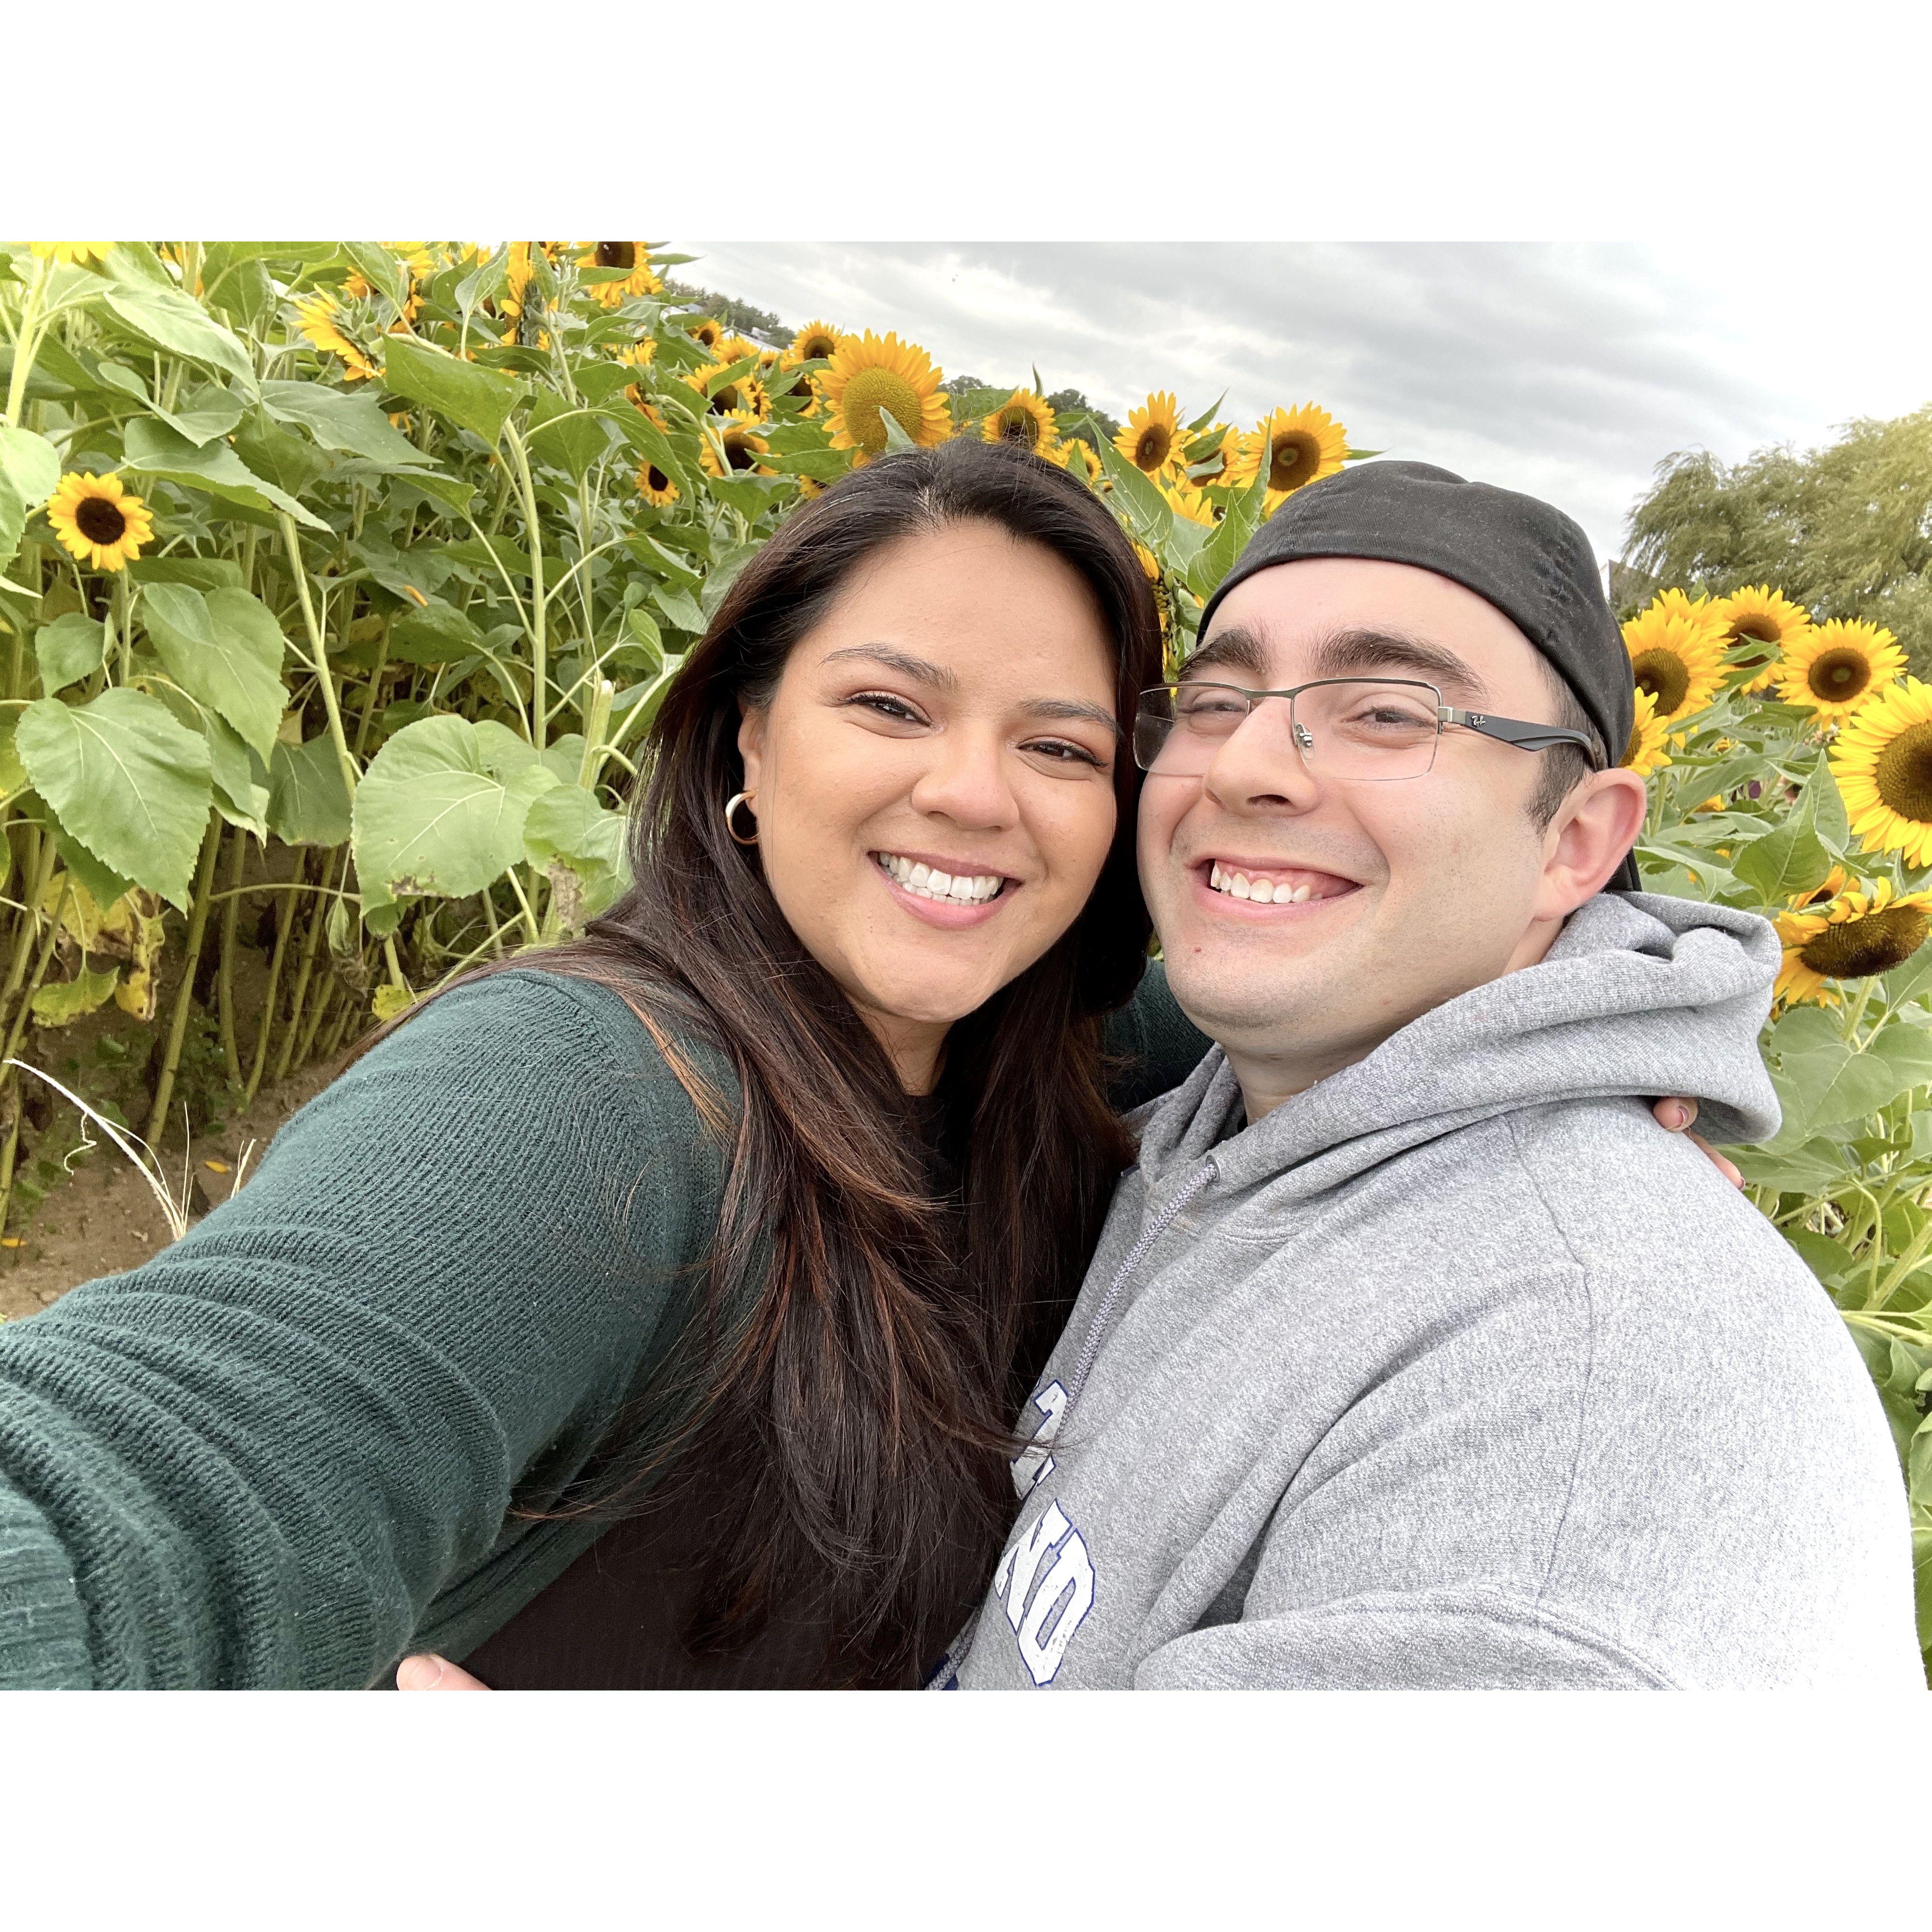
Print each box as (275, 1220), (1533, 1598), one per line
(870, 848), (1019, 925)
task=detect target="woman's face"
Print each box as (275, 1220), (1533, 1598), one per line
(737, 520), (1122, 1087)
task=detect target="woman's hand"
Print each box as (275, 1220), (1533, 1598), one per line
(1650, 1097), (1743, 1188)
(396, 1653), (491, 1691)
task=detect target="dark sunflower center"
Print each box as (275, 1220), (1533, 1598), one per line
(710, 383), (741, 414)
(998, 408), (1038, 446)
(1269, 433), (1320, 494)
(804, 335), (835, 359)
(1807, 647), (1871, 702)
(1874, 721), (1932, 825)
(646, 466), (668, 491)
(596, 242), (635, 269)
(1733, 615), (1780, 644)
(1622, 721), (1643, 766)
(725, 436), (756, 472)
(1799, 905), (1931, 979)
(1134, 427), (1170, 470)
(75, 495), (127, 545)
(1630, 648), (1690, 716)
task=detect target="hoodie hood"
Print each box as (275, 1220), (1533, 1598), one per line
(1136, 891), (1781, 1208)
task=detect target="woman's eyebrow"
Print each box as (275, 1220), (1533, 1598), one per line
(822, 645), (1120, 736)
(820, 644), (960, 691)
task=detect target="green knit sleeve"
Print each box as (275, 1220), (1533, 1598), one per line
(1102, 960), (1212, 1114)
(0, 968), (726, 1689)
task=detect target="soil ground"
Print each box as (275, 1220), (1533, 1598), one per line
(0, 1056), (340, 1321)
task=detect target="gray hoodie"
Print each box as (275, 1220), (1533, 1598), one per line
(953, 893), (1922, 1690)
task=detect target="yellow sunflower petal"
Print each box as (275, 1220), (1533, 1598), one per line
(981, 389), (1059, 459)
(1775, 618), (1907, 724)
(43, 471), (155, 572)
(1621, 595), (1729, 726)
(1830, 676), (1932, 870)
(1223, 403), (1349, 510)
(1114, 392), (1188, 482)
(820, 332), (951, 461)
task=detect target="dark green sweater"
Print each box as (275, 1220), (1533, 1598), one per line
(0, 964), (1208, 1688)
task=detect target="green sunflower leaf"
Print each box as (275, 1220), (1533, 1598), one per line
(258, 380), (435, 469)
(139, 581), (289, 764)
(1187, 450), (1270, 604)
(352, 713), (557, 901)
(1091, 433), (1174, 550)
(98, 274), (260, 399)
(15, 688), (213, 909)
(34, 612), (106, 694)
(527, 392), (620, 483)
(122, 417), (329, 531)
(0, 424), (61, 568)
(380, 336), (526, 448)
(1732, 822), (1832, 903)
(268, 735), (353, 847)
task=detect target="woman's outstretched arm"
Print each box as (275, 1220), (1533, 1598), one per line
(0, 969), (723, 1689)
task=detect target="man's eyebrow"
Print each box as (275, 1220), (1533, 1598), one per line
(1022, 697), (1123, 738)
(1176, 625), (1268, 682)
(1309, 628), (1492, 702)
(819, 644), (961, 691)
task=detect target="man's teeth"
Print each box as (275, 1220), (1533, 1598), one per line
(876, 853), (1006, 904)
(1208, 860), (1320, 904)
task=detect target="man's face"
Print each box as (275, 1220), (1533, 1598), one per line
(1138, 557), (1597, 1083)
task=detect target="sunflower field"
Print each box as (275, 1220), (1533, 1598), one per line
(0, 242), (1927, 1670)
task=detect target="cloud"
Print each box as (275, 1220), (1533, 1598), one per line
(680, 242), (1924, 560)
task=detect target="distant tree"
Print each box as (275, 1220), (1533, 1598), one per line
(941, 374), (986, 398)
(658, 278), (790, 347)
(1048, 388), (1121, 446)
(1622, 406), (1932, 667)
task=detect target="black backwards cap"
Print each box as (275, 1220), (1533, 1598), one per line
(1194, 460), (1641, 891)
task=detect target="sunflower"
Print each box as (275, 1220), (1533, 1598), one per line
(633, 460), (680, 509)
(1133, 541), (1178, 651)
(1620, 596), (1728, 726)
(1620, 686), (1671, 777)
(1189, 424), (1242, 489)
(981, 389), (1059, 459)
(31, 242), (109, 264)
(1161, 480), (1218, 527)
(292, 293), (379, 381)
(785, 320), (841, 365)
(684, 314), (727, 354)
(699, 411), (775, 478)
(627, 392), (668, 431)
(1712, 584), (1812, 692)
(1226, 404), (1350, 509)
(615, 336), (658, 368)
(684, 362), (769, 421)
(718, 334), (765, 368)
(44, 472), (155, 572)
(821, 332), (951, 461)
(1831, 676), (1932, 868)
(1775, 618), (1906, 725)
(577, 242), (662, 307)
(1114, 392), (1187, 482)
(1059, 440), (1103, 486)
(1773, 876), (1932, 1009)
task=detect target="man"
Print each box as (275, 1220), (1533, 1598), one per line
(951, 460), (1921, 1690)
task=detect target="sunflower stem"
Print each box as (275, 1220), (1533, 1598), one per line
(502, 421), (548, 747)
(145, 816), (224, 1148)
(1840, 974), (1878, 1045)
(2, 256), (50, 428)
(277, 512), (359, 801)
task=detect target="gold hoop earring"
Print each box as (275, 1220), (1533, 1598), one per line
(724, 790), (759, 845)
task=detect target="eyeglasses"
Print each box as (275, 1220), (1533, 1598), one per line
(1133, 678), (1604, 782)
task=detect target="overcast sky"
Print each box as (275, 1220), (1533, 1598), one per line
(681, 242), (1932, 563)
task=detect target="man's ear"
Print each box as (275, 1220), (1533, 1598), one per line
(736, 699), (767, 796)
(1535, 768), (1649, 918)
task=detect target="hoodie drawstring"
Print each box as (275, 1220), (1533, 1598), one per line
(1065, 1157), (1218, 1409)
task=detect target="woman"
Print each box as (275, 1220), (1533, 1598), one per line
(0, 440), (1720, 1690)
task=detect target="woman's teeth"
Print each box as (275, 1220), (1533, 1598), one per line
(1208, 861), (1319, 905)
(876, 853), (1006, 905)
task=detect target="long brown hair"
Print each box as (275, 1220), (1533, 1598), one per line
(382, 439), (1162, 1684)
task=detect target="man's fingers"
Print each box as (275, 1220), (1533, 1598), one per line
(396, 1653), (491, 1691)
(1687, 1132), (1745, 1189)
(1652, 1096), (1697, 1133)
